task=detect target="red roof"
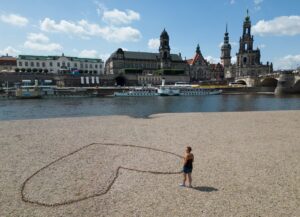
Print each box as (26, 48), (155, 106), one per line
(188, 52), (208, 66)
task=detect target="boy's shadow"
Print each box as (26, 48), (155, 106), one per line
(192, 186), (218, 192)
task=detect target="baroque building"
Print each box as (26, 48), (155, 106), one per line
(105, 29), (188, 76)
(224, 11), (273, 79)
(188, 44), (224, 81)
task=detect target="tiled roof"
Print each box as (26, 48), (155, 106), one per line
(189, 53), (208, 66)
(0, 56), (17, 61)
(109, 50), (183, 61)
(186, 59), (193, 65)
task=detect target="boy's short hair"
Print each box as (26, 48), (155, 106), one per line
(187, 146), (192, 152)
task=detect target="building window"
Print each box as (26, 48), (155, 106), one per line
(25, 62), (28, 67)
(80, 63), (83, 68)
(95, 64), (98, 68)
(57, 62), (60, 67)
(85, 64), (88, 68)
(100, 64), (102, 68)
(49, 62), (53, 67)
(36, 62), (40, 67)
(62, 62), (65, 67)
(89, 64), (93, 69)
(31, 62), (34, 67)
(74, 63), (77, 68)
(19, 62), (22, 67)
(67, 62), (70, 67)
(42, 62), (45, 67)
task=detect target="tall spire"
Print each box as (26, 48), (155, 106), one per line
(245, 9), (250, 21)
(221, 24), (231, 67)
(196, 44), (200, 54)
(224, 24), (229, 43)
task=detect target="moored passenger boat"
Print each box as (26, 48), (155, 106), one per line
(157, 86), (180, 96)
(15, 80), (42, 99)
(114, 88), (158, 97)
(179, 88), (222, 96)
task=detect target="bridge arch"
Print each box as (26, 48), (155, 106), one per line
(294, 79), (300, 89)
(115, 76), (126, 86)
(235, 80), (247, 86)
(260, 77), (278, 87)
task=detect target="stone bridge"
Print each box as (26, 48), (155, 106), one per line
(235, 72), (300, 90)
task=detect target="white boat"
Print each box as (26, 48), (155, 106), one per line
(157, 86), (180, 96)
(114, 89), (158, 97)
(15, 80), (42, 99)
(15, 86), (42, 99)
(114, 77), (222, 97)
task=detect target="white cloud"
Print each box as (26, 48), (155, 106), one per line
(24, 33), (62, 52)
(94, 1), (107, 16)
(252, 16), (300, 36)
(254, 0), (263, 11)
(0, 13), (29, 27)
(24, 41), (62, 52)
(0, 46), (20, 56)
(102, 9), (140, 25)
(275, 54), (300, 70)
(205, 56), (219, 64)
(40, 18), (141, 43)
(40, 18), (85, 34)
(104, 26), (141, 42)
(79, 49), (99, 58)
(78, 49), (109, 60)
(231, 56), (237, 63)
(27, 33), (49, 43)
(148, 38), (160, 50)
(254, 0), (263, 5)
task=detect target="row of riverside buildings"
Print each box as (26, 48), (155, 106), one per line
(0, 12), (272, 86)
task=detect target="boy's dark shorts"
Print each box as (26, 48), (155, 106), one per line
(183, 166), (192, 174)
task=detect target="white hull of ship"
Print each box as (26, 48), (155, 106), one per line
(114, 87), (222, 97)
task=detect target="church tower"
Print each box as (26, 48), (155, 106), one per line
(159, 29), (171, 68)
(237, 10), (261, 69)
(220, 24), (232, 67)
(239, 10), (254, 53)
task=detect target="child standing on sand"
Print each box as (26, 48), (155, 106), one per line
(180, 146), (194, 188)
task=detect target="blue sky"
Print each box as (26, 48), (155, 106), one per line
(0, 0), (300, 69)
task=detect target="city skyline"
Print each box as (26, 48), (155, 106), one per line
(0, 0), (300, 70)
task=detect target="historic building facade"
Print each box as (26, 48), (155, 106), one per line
(223, 11), (272, 79)
(16, 54), (104, 75)
(188, 44), (224, 81)
(0, 54), (17, 73)
(105, 29), (189, 76)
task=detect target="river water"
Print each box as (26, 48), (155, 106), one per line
(0, 94), (300, 121)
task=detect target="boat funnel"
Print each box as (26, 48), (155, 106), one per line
(162, 77), (165, 86)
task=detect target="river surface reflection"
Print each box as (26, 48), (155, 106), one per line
(0, 94), (300, 121)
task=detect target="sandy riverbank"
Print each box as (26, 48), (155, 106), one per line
(0, 111), (299, 217)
